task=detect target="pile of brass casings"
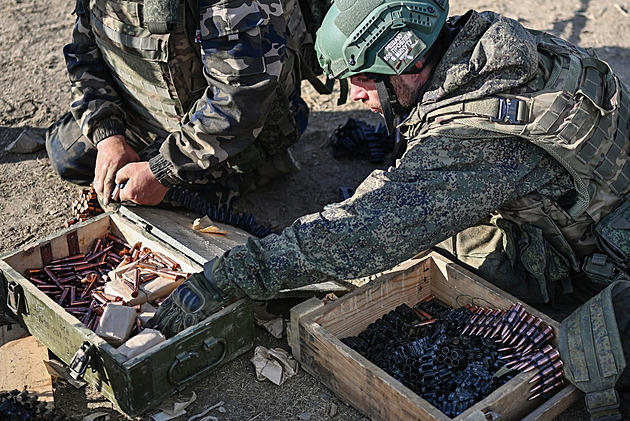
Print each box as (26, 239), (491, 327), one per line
(66, 186), (104, 227)
(25, 233), (189, 334)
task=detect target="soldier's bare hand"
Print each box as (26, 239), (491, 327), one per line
(94, 135), (140, 205)
(115, 161), (169, 206)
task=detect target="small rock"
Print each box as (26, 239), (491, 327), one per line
(298, 412), (312, 420)
(328, 402), (338, 417)
(319, 392), (331, 401)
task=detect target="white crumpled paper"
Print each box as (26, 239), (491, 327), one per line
(192, 216), (227, 235)
(253, 302), (285, 339)
(187, 401), (225, 421)
(250, 346), (299, 385)
(151, 392), (197, 421)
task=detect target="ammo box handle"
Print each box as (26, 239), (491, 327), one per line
(167, 337), (227, 385)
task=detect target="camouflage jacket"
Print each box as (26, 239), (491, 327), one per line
(213, 10), (624, 299)
(64, 0), (305, 186)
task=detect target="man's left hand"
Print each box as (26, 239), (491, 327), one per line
(115, 161), (169, 206)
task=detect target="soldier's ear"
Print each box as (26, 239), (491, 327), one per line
(413, 58), (426, 71)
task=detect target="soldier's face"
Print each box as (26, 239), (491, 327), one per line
(349, 74), (382, 114)
(391, 75), (422, 109)
(349, 71), (425, 115)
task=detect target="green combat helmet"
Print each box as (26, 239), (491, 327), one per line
(314, 0), (449, 132)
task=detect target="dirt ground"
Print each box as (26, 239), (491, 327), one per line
(2, 0), (630, 420)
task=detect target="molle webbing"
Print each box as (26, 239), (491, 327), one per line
(285, 0), (309, 47)
(422, 33), (630, 221)
(91, 0), (193, 134)
(582, 85), (630, 196)
(90, 5), (166, 59)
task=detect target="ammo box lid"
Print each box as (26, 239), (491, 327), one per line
(120, 206), (350, 298)
(118, 205), (252, 266)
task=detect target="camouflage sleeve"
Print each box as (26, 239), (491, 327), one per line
(212, 133), (572, 299)
(149, 0), (287, 186)
(63, 0), (126, 144)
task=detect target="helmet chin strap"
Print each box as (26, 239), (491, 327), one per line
(372, 76), (407, 135)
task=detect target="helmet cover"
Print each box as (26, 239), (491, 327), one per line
(315, 0), (449, 79)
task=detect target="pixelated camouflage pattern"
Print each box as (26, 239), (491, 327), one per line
(212, 10), (630, 304)
(408, 13), (630, 299)
(211, 10), (589, 299)
(64, 0), (304, 187)
(144, 0), (182, 33)
(595, 197), (630, 263)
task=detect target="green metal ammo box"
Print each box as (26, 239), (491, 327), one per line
(0, 206), (254, 416)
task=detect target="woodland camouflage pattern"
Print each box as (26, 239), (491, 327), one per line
(63, 0), (304, 187)
(212, 10), (629, 301)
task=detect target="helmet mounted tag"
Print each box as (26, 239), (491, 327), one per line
(378, 30), (427, 75)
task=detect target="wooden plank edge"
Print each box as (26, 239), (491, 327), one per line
(0, 212), (113, 261)
(288, 297), (324, 363)
(303, 319), (449, 421)
(302, 254), (433, 326)
(520, 384), (583, 421)
(431, 254), (562, 328)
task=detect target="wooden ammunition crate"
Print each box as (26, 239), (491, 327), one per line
(289, 251), (584, 421)
(0, 207), (254, 416)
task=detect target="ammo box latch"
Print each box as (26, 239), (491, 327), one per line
(69, 341), (96, 380)
(6, 280), (25, 315)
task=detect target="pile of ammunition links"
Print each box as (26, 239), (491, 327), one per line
(0, 389), (68, 421)
(341, 297), (563, 418)
(25, 232), (188, 333)
(65, 186), (104, 227)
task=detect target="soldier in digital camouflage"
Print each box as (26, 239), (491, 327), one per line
(152, 0), (630, 418)
(46, 0), (313, 207)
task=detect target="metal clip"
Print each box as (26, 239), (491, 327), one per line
(491, 98), (526, 124)
(69, 341), (96, 380)
(6, 281), (23, 315)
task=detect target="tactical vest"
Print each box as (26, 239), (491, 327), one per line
(405, 32), (630, 419)
(85, 0), (308, 156)
(408, 30), (630, 270)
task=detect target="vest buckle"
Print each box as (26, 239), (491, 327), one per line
(491, 97), (526, 124)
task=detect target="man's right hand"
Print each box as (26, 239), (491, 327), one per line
(94, 135), (140, 205)
(148, 259), (243, 337)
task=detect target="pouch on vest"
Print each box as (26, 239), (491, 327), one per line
(145, 0), (182, 34)
(594, 196), (630, 267)
(492, 216), (572, 304)
(227, 88), (299, 173)
(559, 281), (629, 421)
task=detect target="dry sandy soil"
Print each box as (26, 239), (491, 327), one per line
(2, 0), (630, 420)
